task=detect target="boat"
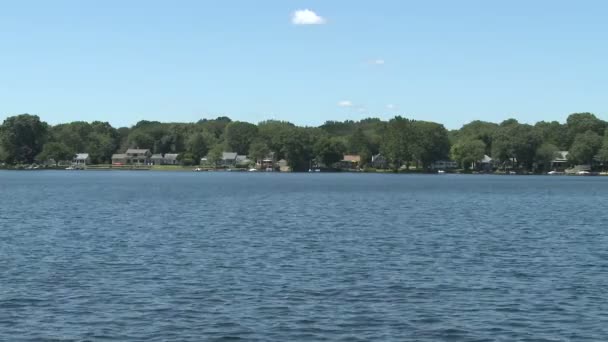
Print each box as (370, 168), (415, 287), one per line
(249, 168), (257, 172)
(437, 170), (445, 174)
(65, 166), (75, 170)
(548, 171), (564, 175)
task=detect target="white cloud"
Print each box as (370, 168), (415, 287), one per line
(369, 59), (385, 65)
(292, 9), (326, 25)
(386, 104), (397, 110)
(338, 100), (353, 107)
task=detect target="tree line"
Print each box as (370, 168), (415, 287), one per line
(1, 112), (607, 172)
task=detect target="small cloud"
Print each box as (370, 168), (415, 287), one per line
(386, 104), (397, 110)
(368, 59), (385, 65)
(292, 9), (326, 25)
(338, 100), (353, 107)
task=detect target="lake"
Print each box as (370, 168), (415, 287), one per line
(1, 171), (607, 341)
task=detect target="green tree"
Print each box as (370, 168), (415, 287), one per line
(127, 130), (155, 150)
(282, 127), (314, 171)
(567, 130), (602, 165)
(450, 139), (486, 170)
(453, 120), (497, 155)
(492, 120), (541, 171)
(36, 142), (73, 164)
(381, 116), (415, 169)
(535, 143), (559, 173)
(411, 121), (451, 169)
(597, 132), (608, 170)
(206, 144), (224, 167)
(314, 137), (346, 167)
(224, 121), (258, 155)
(566, 112), (606, 137)
(248, 139), (270, 164)
(0, 114), (48, 164)
(186, 132), (210, 162)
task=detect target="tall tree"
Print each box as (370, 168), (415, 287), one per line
(0, 114), (48, 164)
(566, 113), (606, 137)
(567, 130), (602, 165)
(450, 139), (486, 170)
(248, 139), (270, 164)
(224, 121), (258, 155)
(35, 142), (73, 163)
(411, 121), (451, 169)
(314, 137), (346, 167)
(381, 116), (415, 169)
(186, 132), (210, 163)
(535, 143), (559, 173)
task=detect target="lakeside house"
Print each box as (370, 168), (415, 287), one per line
(257, 152), (276, 170)
(278, 159), (290, 172)
(551, 151), (569, 171)
(339, 155), (362, 169)
(236, 155), (251, 167)
(112, 149), (152, 165)
(431, 160), (458, 170)
(111, 153), (128, 165)
(151, 153), (179, 165)
(220, 152), (238, 167)
(73, 153), (90, 166)
(126, 149), (152, 165)
(472, 155), (494, 172)
(371, 154), (388, 169)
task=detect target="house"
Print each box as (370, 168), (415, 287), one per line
(473, 155), (494, 172)
(219, 152), (238, 167)
(163, 153), (179, 165)
(235, 155), (251, 167)
(338, 155), (362, 169)
(431, 160), (458, 170)
(278, 159), (291, 172)
(111, 154), (128, 165)
(151, 153), (180, 165)
(125, 149), (152, 165)
(73, 153), (90, 166)
(371, 154), (388, 169)
(551, 151), (569, 171)
(151, 154), (164, 165)
(257, 152), (276, 170)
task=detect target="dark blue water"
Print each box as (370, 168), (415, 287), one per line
(1, 171), (607, 341)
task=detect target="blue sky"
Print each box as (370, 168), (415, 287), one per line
(1, 0), (607, 129)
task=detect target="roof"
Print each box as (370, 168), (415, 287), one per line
(151, 154), (163, 159)
(112, 154), (127, 159)
(164, 153), (179, 161)
(343, 155), (361, 162)
(126, 149), (150, 154)
(481, 155), (493, 163)
(222, 152), (237, 160)
(553, 151), (569, 162)
(74, 153), (89, 160)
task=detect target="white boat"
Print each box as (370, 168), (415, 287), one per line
(437, 170), (445, 174)
(65, 166), (75, 170)
(577, 170), (590, 175)
(548, 171), (564, 175)
(249, 168), (257, 172)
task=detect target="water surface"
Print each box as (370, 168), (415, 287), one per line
(1, 171), (607, 341)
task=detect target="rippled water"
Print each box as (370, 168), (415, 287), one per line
(1, 171), (608, 341)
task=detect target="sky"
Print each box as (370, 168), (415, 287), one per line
(1, 0), (607, 129)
